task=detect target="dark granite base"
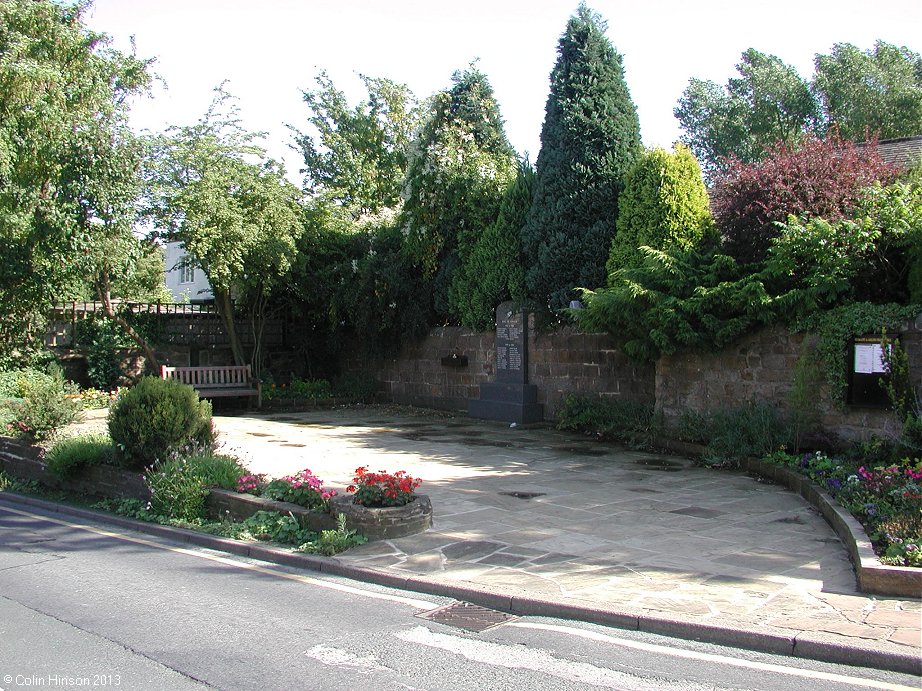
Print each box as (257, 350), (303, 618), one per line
(468, 382), (544, 424)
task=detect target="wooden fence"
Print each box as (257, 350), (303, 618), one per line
(48, 302), (286, 348)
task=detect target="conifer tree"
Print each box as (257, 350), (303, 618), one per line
(607, 144), (712, 279)
(450, 158), (535, 330)
(521, 3), (641, 311)
(401, 66), (517, 320)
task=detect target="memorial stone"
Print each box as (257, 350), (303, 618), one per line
(468, 301), (544, 424)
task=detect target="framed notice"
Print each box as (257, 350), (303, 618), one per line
(846, 336), (894, 407)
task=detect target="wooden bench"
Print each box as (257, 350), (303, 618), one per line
(160, 365), (261, 408)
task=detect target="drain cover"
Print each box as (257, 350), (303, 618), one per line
(417, 601), (519, 632)
(634, 457), (683, 472)
(498, 491), (546, 500)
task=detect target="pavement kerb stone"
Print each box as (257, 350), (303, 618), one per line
(792, 633), (922, 676)
(638, 617), (796, 658)
(2, 491), (920, 676)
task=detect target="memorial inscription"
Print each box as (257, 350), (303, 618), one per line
(496, 306), (526, 382)
(468, 301), (544, 424)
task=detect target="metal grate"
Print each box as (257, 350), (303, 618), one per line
(416, 601), (519, 632)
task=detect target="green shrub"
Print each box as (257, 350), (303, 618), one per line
(108, 376), (214, 470)
(607, 144), (712, 277)
(675, 410), (712, 445)
(693, 403), (793, 467)
(46, 434), (114, 480)
(8, 366), (80, 441)
(132, 450), (247, 522)
(240, 510), (314, 544)
(555, 394), (658, 448)
(264, 378), (333, 401)
(332, 373), (378, 403)
(298, 514), (367, 555)
(0, 368), (55, 398)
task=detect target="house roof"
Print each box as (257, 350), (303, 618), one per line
(871, 135), (922, 168)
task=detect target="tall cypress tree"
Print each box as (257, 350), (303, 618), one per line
(401, 66), (517, 320)
(521, 3), (642, 310)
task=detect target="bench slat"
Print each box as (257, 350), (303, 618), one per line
(160, 365), (261, 408)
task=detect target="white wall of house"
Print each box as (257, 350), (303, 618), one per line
(163, 242), (214, 302)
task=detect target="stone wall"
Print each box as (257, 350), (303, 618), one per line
(0, 436), (149, 501)
(362, 313), (921, 442)
(653, 316), (921, 442)
(371, 323), (656, 419)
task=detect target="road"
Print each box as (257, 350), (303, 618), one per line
(0, 499), (918, 691)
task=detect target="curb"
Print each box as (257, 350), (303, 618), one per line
(1, 491), (918, 677)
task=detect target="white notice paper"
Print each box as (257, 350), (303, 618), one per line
(854, 343), (888, 374)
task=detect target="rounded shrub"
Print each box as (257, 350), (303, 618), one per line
(108, 376), (214, 470)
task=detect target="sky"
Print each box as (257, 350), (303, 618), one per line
(86, 0), (922, 185)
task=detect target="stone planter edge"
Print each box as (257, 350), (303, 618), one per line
(329, 494), (433, 541)
(743, 457), (922, 598)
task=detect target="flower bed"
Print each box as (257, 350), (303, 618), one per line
(766, 452), (921, 567)
(746, 455), (922, 597)
(233, 466), (431, 541)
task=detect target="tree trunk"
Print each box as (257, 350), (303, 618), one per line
(97, 270), (161, 374)
(214, 286), (246, 366)
(248, 287), (269, 381)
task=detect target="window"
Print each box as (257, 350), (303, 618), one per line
(179, 258), (195, 284)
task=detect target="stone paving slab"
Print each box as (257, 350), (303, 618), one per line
(205, 406), (922, 664)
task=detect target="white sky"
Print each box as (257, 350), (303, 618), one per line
(86, 0), (922, 184)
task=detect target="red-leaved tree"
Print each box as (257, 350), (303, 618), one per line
(711, 133), (900, 264)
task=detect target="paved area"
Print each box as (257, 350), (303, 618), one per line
(64, 404), (922, 668)
(205, 406), (922, 664)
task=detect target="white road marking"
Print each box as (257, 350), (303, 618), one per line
(508, 622), (920, 691)
(0, 503), (436, 609)
(304, 644), (395, 675)
(396, 625), (715, 690)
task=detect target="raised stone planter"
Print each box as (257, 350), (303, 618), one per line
(329, 494), (432, 541)
(207, 490), (432, 541)
(205, 488), (338, 532)
(0, 435), (149, 501)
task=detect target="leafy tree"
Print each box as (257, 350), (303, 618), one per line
(0, 0), (152, 365)
(329, 222), (432, 357)
(712, 134), (899, 265)
(289, 71), (419, 218)
(814, 41), (922, 142)
(768, 197), (920, 310)
(521, 3), (642, 311)
(676, 41), (922, 177)
(674, 49), (820, 178)
(400, 66), (517, 321)
(607, 144), (712, 278)
(450, 158), (535, 330)
(142, 87), (303, 369)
